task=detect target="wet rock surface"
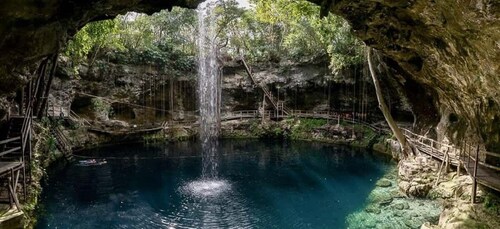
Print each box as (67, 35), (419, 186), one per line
(398, 156), (439, 198)
(347, 166), (442, 229)
(348, 152), (500, 229)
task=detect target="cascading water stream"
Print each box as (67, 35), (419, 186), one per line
(180, 0), (229, 198)
(197, 0), (220, 179)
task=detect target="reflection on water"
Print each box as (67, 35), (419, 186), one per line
(36, 139), (392, 229)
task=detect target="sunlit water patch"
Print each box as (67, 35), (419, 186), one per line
(35, 140), (439, 229)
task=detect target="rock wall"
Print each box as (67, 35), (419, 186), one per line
(0, 0), (201, 96)
(0, 0), (498, 151)
(51, 58), (415, 127)
(222, 61), (413, 121)
(309, 0), (499, 152)
(53, 58), (198, 124)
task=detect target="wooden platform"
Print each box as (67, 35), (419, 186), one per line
(462, 156), (500, 192)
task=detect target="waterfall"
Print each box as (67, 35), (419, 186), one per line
(197, 0), (220, 179)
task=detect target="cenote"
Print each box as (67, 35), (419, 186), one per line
(36, 140), (393, 229)
(1, 0), (500, 228)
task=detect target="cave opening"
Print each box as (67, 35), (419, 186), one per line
(0, 0), (499, 228)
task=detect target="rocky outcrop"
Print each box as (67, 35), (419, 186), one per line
(428, 174), (479, 200)
(0, 0), (201, 95)
(398, 154), (485, 200)
(398, 156), (440, 197)
(309, 0), (499, 152)
(223, 61), (413, 120)
(421, 197), (500, 229)
(347, 166), (442, 229)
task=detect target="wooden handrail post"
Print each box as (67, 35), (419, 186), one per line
(471, 144), (480, 203)
(468, 144), (472, 166)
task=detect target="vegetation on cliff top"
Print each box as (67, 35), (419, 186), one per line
(64, 0), (363, 77)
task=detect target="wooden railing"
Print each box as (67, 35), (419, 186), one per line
(402, 127), (500, 193)
(462, 141), (500, 172)
(222, 110), (260, 120)
(69, 110), (91, 127)
(0, 137), (22, 157)
(402, 128), (500, 172)
(402, 128), (460, 165)
(20, 83), (34, 164)
(240, 57), (289, 115)
(51, 126), (72, 156)
(217, 109), (387, 134)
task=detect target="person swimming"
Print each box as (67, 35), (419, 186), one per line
(79, 159), (107, 166)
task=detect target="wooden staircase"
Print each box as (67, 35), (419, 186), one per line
(0, 52), (60, 210)
(0, 111), (32, 210)
(240, 57), (290, 115)
(50, 126), (72, 157)
(69, 110), (91, 127)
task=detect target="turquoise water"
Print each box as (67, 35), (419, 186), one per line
(36, 140), (392, 229)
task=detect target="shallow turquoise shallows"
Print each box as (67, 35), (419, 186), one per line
(36, 139), (392, 229)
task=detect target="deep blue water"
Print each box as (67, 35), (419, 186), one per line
(36, 140), (392, 229)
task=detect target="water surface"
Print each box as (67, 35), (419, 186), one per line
(36, 140), (392, 229)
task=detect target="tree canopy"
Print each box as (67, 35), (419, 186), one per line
(64, 0), (364, 76)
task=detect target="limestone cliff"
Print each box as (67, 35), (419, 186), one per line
(0, 0), (201, 95)
(53, 58), (412, 126)
(309, 0), (499, 152)
(0, 0), (498, 152)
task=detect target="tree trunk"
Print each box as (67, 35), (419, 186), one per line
(367, 47), (409, 157)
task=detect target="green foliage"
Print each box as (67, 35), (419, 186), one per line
(64, 7), (196, 73)
(91, 98), (112, 115)
(65, 20), (124, 65)
(64, 0), (363, 79)
(461, 219), (489, 229)
(143, 133), (167, 144)
(249, 120), (265, 137)
(40, 117), (63, 129)
(46, 136), (57, 152)
(290, 118), (326, 139)
(297, 118), (327, 129)
(484, 193), (500, 214)
(214, 0), (364, 74)
(108, 43), (195, 73)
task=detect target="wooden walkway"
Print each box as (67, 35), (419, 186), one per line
(84, 109), (386, 137)
(221, 110), (385, 133)
(402, 128), (500, 192)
